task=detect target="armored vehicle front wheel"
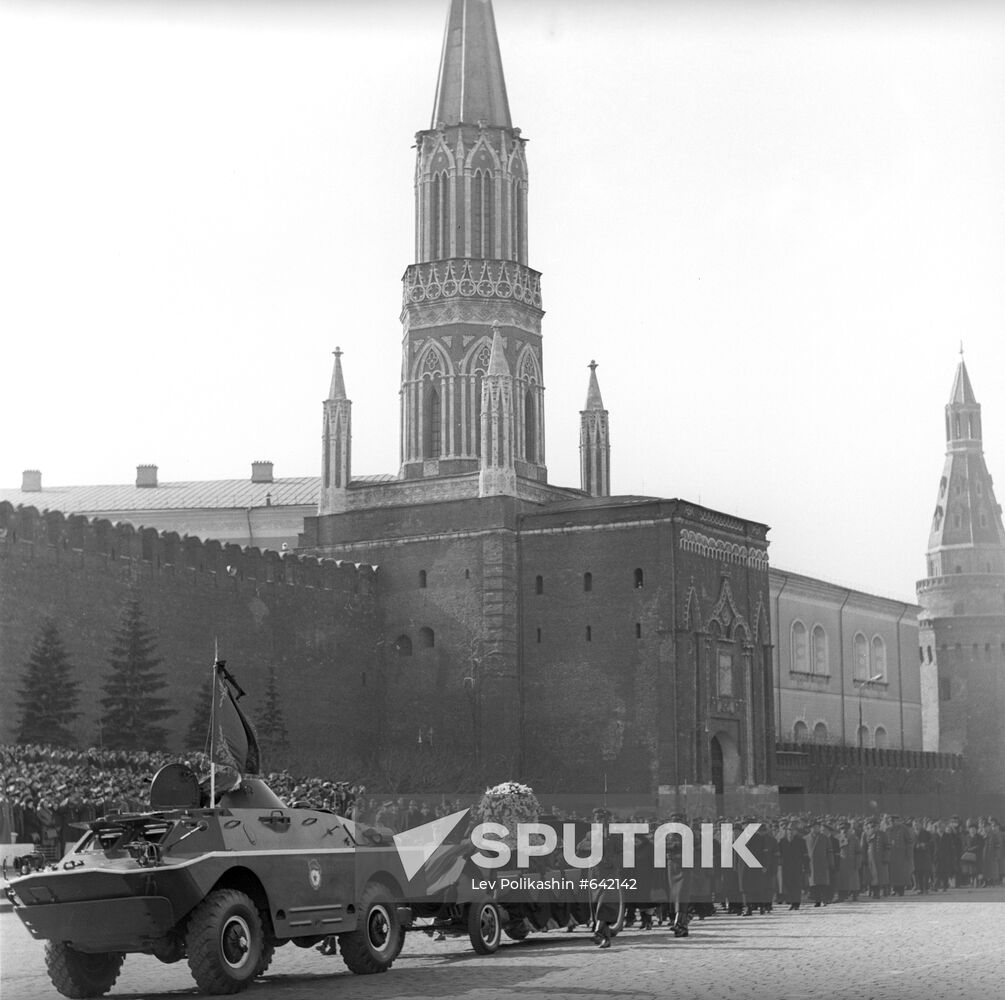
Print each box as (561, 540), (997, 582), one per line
(185, 888), (264, 994)
(468, 900), (502, 954)
(45, 942), (124, 999)
(340, 882), (400, 975)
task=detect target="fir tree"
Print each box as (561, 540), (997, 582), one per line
(255, 665), (289, 762)
(98, 599), (176, 750)
(16, 619), (80, 746)
(184, 677), (214, 754)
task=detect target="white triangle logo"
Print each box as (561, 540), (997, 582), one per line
(393, 808), (469, 880)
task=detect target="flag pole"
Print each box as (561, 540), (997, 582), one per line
(209, 638), (218, 805)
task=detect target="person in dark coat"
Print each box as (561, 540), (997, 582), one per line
(580, 808), (621, 948)
(777, 821), (808, 909)
(835, 821), (861, 901)
(739, 819), (777, 915)
(886, 815), (911, 896)
(863, 818), (890, 898)
(911, 819), (934, 894)
(718, 822), (742, 914)
(662, 813), (693, 936)
(960, 823), (983, 887)
(937, 818), (962, 890)
(804, 818), (833, 907)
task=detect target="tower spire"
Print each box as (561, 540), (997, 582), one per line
(580, 360), (610, 498)
(328, 346), (347, 401)
(319, 348), (352, 514)
(432, 0), (511, 128)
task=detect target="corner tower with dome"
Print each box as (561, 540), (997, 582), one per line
(917, 354), (1005, 796)
(301, 0), (776, 805)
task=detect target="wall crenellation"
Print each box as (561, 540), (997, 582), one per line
(0, 502), (377, 598)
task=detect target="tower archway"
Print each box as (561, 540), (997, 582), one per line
(710, 730), (741, 796)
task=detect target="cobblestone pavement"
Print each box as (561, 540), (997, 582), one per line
(2, 889), (1003, 1000)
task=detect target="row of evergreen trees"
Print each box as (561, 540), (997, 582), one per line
(15, 599), (289, 757)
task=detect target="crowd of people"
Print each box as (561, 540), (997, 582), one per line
(2, 744), (1002, 914)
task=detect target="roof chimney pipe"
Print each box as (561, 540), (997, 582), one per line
(136, 464), (158, 488)
(22, 469), (42, 492)
(251, 460), (274, 484)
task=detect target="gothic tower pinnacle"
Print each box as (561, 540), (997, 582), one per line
(319, 347), (351, 515)
(399, 0), (545, 491)
(917, 353), (1005, 792)
(580, 360), (611, 498)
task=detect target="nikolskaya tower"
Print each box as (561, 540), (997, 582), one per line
(398, 0), (545, 496)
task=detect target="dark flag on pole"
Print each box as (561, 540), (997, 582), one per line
(212, 660), (261, 777)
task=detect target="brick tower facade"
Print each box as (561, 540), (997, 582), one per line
(917, 355), (1005, 795)
(400, 0), (545, 491)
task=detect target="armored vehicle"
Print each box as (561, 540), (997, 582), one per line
(5, 763), (413, 997)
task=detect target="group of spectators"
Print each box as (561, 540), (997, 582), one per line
(2, 743), (1002, 909)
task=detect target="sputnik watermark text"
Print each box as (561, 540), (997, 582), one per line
(469, 822), (762, 870)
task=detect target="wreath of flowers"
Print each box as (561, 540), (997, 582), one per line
(474, 780), (540, 846)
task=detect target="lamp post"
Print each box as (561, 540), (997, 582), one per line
(855, 672), (884, 810)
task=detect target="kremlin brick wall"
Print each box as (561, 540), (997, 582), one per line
(0, 503), (382, 769)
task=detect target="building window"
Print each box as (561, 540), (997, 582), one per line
(813, 721), (828, 743)
(419, 570), (427, 588)
(790, 621), (808, 672)
(525, 389), (536, 463)
(423, 385), (442, 459)
(635, 622), (642, 639)
(853, 632), (869, 680)
(535, 575), (543, 595)
(634, 568), (644, 589)
(584, 572), (593, 592)
(870, 636), (887, 680)
(926, 645), (932, 663)
(811, 625), (828, 675)
(793, 721), (809, 744)
(419, 627), (435, 649)
(718, 650), (733, 697)
(395, 635), (412, 657)
(536, 628), (541, 644)
(586, 625), (592, 642)
(857, 724), (869, 747)
(874, 726), (888, 750)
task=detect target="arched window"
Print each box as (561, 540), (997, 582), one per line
(583, 572), (593, 592)
(793, 721), (809, 744)
(874, 726), (888, 749)
(871, 636), (887, 681)
(813, 721), (828, 743)
(525, 389), (536, 463)
(395, 635), (413, 657)
(857, 724), (869, 747)
(811, 625), (828, 675)
(418, 570), (427, 589)
(419, 627), (435, 649)
(430, 171), (448, 258)
(790, 621), (808, 672)
(423, 384), (442, 459)
(471, 169), (494, 258)
(634, 568), (644, 589)
(535, 575), (543, 595)
(853, 633), (869, 680)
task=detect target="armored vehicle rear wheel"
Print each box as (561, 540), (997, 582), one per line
(468, 900), (502, 954)
(185, 888), (264, 994)
(45, 942), (124, 998)
(340, 882), (400, 975)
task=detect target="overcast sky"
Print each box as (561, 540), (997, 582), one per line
(2, 0), (1004, 602)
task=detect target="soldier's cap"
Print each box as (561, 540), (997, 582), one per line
(668, 812), (687, 823)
